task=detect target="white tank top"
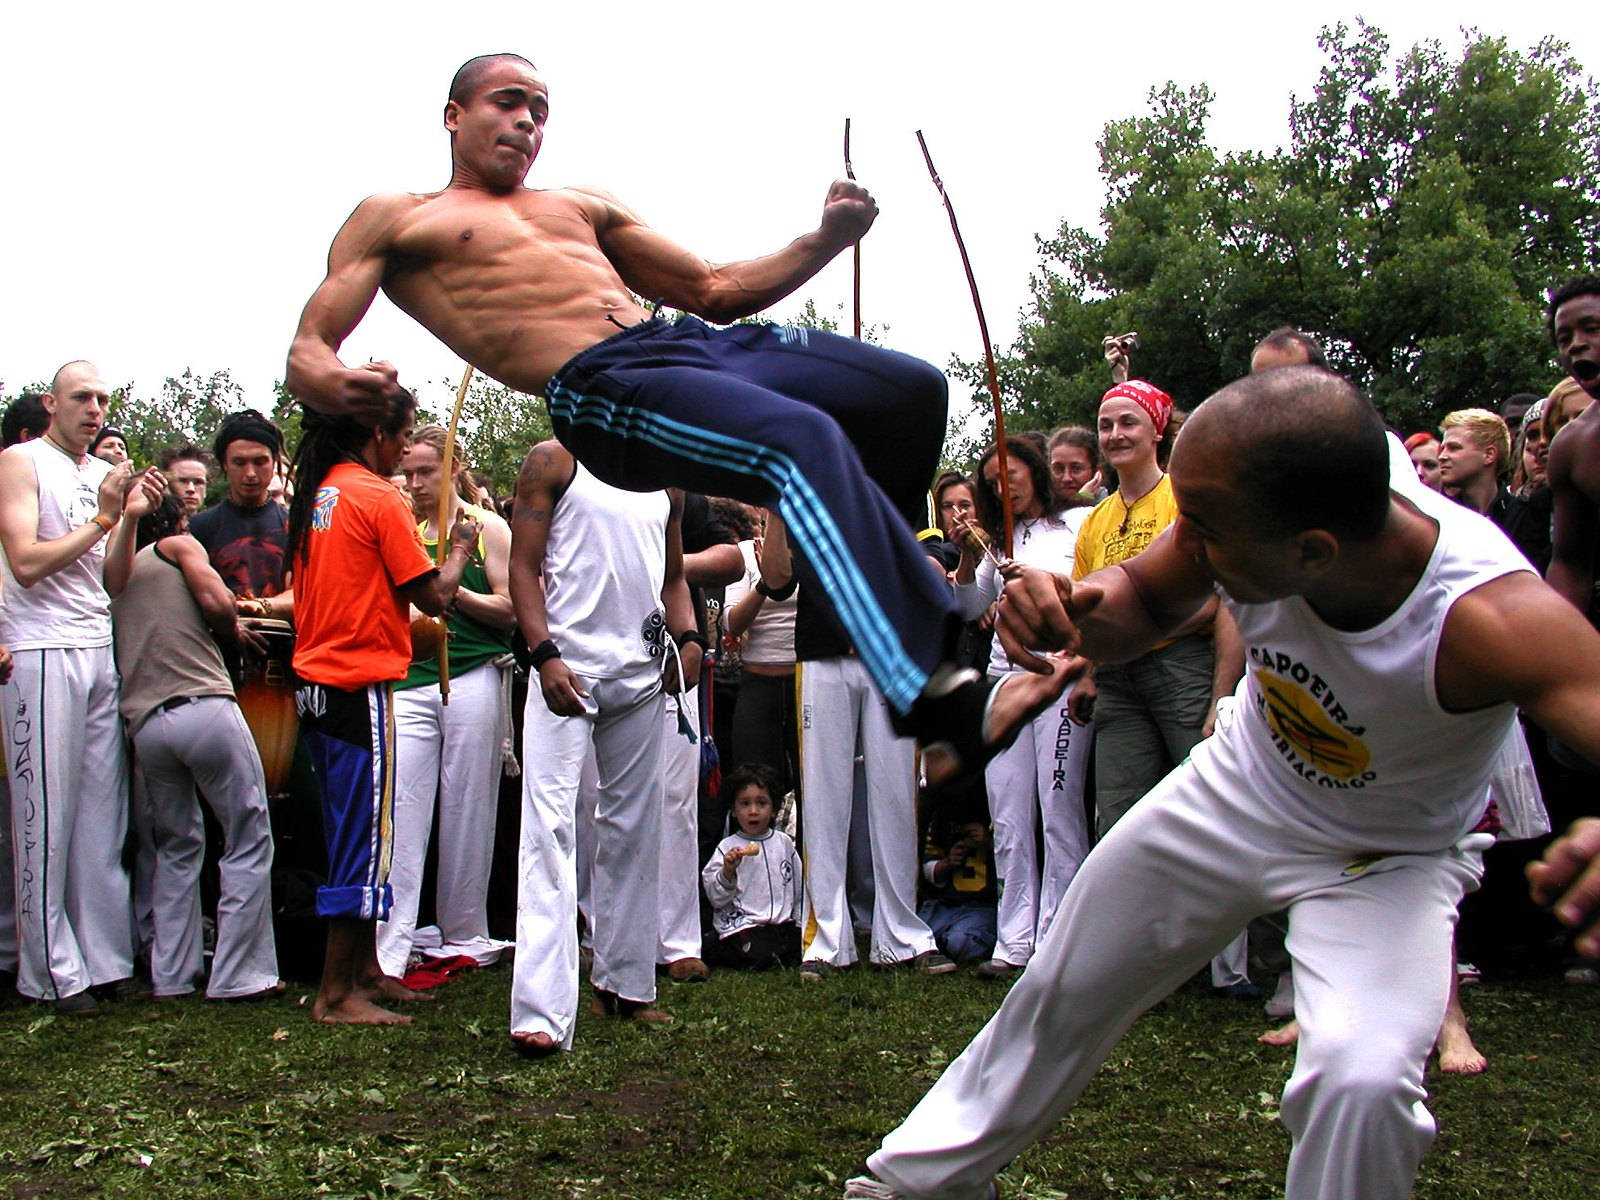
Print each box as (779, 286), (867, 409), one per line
(543, 464), (670, 679)
(1204, 482), (1532, 853)
(0, 439), (114, 649)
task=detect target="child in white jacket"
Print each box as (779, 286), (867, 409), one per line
(702, 765), (803, 969)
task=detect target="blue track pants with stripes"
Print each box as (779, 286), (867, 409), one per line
(545, 316), (954, 715)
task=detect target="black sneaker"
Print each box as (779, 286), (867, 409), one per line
(976, 959), (1021, 980)
(907, 950), (957, 975)
(51, 991), (100, 1017)
(799, 960), (836, 982)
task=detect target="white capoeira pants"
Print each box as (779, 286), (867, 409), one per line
(2, 645), (133, 1000)
(131, 696), (278, 998)
(983, 676), (1092, 967)
(0, 774), (14, 974)
(657, 688), (702, 964)
(378, 663), (507, 978)
(799, 657), (935, 966)
(512, 670), (665, 1048)
(868, 736), (1489, 1200)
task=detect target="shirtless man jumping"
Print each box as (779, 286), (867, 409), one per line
(286, 53), (1067, 782)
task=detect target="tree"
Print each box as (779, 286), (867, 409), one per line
(948, 22), (1600, 462)
(111, 369), (250, 464)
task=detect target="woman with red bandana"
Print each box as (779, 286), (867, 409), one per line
(1073, 381), (1244, 838)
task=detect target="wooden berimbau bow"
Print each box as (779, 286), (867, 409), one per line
(436, 363), (474, 703)
(915, 130), (1014, 558)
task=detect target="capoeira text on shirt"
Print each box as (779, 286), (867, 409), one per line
(1248, 646), (1377, 789)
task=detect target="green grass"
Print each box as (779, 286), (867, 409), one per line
(1, 968), (1596, 1199)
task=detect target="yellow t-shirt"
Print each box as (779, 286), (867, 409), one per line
(1073, 474), (1180, 579)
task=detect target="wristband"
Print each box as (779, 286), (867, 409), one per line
(675, 629), (710, 653)
(755, 577), (798, 602)
(91, 513), (116, 534)
(529, 639), (562, 669)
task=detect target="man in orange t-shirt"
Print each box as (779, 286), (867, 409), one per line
(285, 386), (479, 1026)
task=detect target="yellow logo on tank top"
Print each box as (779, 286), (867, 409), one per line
(1254, 668), (1372, 781)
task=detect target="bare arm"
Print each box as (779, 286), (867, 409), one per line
(583, 180), (876, 324)
(1544, 421), (1598, 613)
(0, 451), (129, 589)
(451, 510), (516, 631)
(997, 524), (1216, 671)
(684, 541), (744, 589)
(661, 491), (702, 693)
(508, 442), (587, 716)
(1203, 602), (1246, 737)
(285, 194), (414, 419)
(162, 535), (265, 651)
(1434, 572), (1600, 766)
(103, 469), (168, 598)
(397, 510), (480, 617)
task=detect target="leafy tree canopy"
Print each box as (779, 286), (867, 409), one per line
(948, 21), (1600, 462)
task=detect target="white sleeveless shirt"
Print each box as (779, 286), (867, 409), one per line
(0, 439), (113, 650)
(1202, 482), (1532, 854)
(543, 464), (670, 680)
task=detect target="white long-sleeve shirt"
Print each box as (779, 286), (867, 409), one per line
(702, 828), (804, 939)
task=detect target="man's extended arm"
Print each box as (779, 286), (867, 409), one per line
(286, 195), (412, 419)
(997, 524), (1216, 671)
(586, 180), (876, 324)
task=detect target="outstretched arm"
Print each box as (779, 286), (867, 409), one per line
(997, 523), (1217, 672)
(286, 194), (415, 419)
(584, 180), (876, 323)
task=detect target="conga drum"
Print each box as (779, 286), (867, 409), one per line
(236, 617), (299, 795)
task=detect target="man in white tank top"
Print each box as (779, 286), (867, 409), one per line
(853, 368), (1600, 1200)
(504, 439), (702, 1055)
(0, 361), (167, 1015)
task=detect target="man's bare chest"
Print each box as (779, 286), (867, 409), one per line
(390, 199), (599, 269)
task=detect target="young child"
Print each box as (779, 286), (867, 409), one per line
(701, 765), (803, 970)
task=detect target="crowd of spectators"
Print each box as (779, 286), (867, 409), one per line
(0, 302), (1595, 1054)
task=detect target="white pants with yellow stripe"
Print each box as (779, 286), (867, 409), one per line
(798, 656), (935, 967)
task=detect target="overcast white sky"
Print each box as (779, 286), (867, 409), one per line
(2, 2), (1595, 413)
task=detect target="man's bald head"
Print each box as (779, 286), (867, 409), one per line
(1178, 367), (1391, 542)
(448, 53), (536, 106)
(50, 359), (99, 394)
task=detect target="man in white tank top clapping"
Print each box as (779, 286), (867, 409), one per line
(0, 361), (167, 1016)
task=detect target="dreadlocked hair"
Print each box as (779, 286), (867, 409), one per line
(284, 390), (417, 571)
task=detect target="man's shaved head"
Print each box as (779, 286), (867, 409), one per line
(50, 359), (99, 394)
(448, 53), (536, 106)
(1178, 367), (1391, 541)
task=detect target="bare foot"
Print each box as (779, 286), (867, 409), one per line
(924, 657), (1078, 788)
(510, 1031), (559, 1058)
(1258, 1018), (1300, 1046)
(360, 974), (435, 1004)
(311, 993), (413, 1026)
(1436, 1018), (1487, 1075)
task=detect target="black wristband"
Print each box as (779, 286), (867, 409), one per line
(675, 629), (710, 653)
(755, 577), (798, 602)
(529, 639), (562, 669)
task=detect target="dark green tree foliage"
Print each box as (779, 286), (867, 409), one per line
(950, 22), (1600, 460)
(111, 369), (249, 465)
